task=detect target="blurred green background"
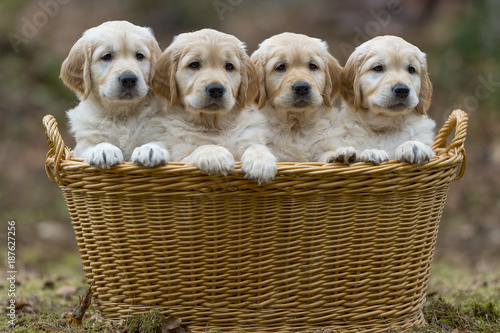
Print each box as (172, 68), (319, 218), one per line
(0, 0), (499, 279)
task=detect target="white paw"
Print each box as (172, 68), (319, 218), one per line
(185, 145), (235, 175)
(396, 141), (435, 164)
(132, 143), (170, 167)
(326, 146), (357, 164)
(82, 143), (124, 169)
(241, 145), (277, 184)
(359, 149), (389, 165)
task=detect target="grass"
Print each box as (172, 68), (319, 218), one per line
(1, 253), (499, 333)
(401, 298), (500, 333)
(126, 310), (165, 333)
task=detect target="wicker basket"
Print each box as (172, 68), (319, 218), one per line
(43, 110), (468, 333)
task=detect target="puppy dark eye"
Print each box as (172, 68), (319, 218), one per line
(309, 63), (318, 71)
(276, 64), (286, 72)
(372, 65), (383, 72)
(101, 54), (112, 61)
(225, 63), (234, 71)
(136, 52), (144, 61)
(189, 62), (200, 70)
(408, 66), (416, 74)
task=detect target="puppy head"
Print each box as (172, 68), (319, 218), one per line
(60, 20), (161, 102)
(341, 35), (432, 116)
(153, 29), (258, 114)
(250, 32), (342, 111)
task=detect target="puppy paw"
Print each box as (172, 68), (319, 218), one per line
(241, 145), (277, 184)
(186, 145), (235, 175)
(396, 141), (435, 164)
(132, 143), (170, 167)
(82, 143), (124, 169)
(326, 146), (357, 164)
(359, 149), (389, 165)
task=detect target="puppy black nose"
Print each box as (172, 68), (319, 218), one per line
(206, 83), (225, 98)
(393, 84), (410, 98)
(292, 81), (311, 96)
(120, 74), (137, 88)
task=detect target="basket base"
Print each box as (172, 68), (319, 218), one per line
(94, 303), (427, 333)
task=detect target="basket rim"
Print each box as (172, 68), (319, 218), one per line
(43, 109), (468, 189)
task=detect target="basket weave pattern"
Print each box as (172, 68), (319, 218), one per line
(44, 110), (467, 332)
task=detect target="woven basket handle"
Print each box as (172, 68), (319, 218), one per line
(432, 109), (468, 180)
(43, 115), (70, 185)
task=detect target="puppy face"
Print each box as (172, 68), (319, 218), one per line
(153, 29), (258, 114)
(341, 35), (432, 116)
(251, 32), (342, 111)
(60, 20), (161, 102)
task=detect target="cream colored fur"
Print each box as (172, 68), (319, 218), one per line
(330, 35), (436, 164)
(61, 20), (168, 169)
(152, 29), (277, 183)
(251, 32), (344, 162)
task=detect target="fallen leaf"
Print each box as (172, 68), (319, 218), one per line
(162, 315), (192, 333)
(56, 285), (77, 299)
(474, 280), (488, 288)
(14, 298), (30, 311)
(163, 316), (182, 330)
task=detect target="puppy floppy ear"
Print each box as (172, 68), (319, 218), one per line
(152, 47), (178, 108)
(147, 40), (162, 87)
(340, 54), (362, 111)
(60, 39), (92, 100)
(250, 51), (267, 109)
(322, 53), (342, 108)
(416, 56), (433, 115)
(237, 52), (259, 109)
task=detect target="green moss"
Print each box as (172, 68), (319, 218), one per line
(415, 297), (500, 333)
(469, 301), (500, 321)
(126, 309), (164, 333)
(423, 297), (471, 329)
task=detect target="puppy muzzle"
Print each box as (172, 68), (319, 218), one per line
(103, 72), (146, 100)
(384, 84), (415, 111)
(197, 83), (231, 110)
(291, 81), (312, 108)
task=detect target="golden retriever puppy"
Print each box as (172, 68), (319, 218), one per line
(153, 29), (277, 183)
(60, 20), (169, 168)
(331, 35), (436, 164)
(250, 32), (344, 162)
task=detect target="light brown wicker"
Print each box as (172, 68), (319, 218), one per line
(43, 109), (467, 333)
